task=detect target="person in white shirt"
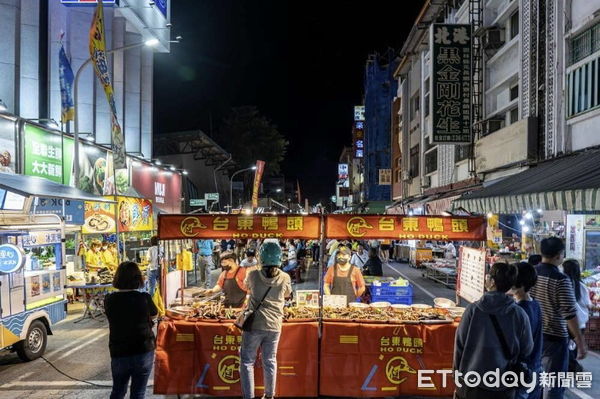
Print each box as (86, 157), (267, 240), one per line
(350, 244), (369, 271)
(444, 242), (457, 259)
(240, 249), (259, 271)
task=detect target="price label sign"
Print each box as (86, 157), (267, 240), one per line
(296, 290), (319, 307)
(0, 244), (25, 274)
(190, 199), (207, 207)
(323, 294), (347, 308)
(205, 193), (219, 201)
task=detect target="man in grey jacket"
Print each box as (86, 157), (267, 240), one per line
(454, 262), (534, 399)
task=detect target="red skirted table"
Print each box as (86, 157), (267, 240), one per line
(153, 318), (319, 397)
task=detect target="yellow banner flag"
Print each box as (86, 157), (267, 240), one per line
(89, 0), (126, 170)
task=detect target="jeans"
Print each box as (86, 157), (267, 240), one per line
(542, 337), (569, 399)
(282, 260), (298, 273)
(240, 330), (281, 399)
(146, 269), (160, 296)
(110, 351), (154, 399)
(515, 367), (543, 399)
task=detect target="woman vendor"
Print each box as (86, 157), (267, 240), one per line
(323, 247), (366, 304)
(101, 242), (118, 271)
(201, 251), (248, 308)
(85, 240), (104, 271)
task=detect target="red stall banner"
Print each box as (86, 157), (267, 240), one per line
(154, 319), (319, 397)
(158, 214), (321, 240)
(319, 322), (457, 397)
(326, 215), (486, 241)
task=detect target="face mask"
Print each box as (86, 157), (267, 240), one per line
(263, 266), (279, 278)
(221, 265), (232, 271)
(336, 257), (348, 265)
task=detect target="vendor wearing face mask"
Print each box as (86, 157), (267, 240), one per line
(324, 247), (366, 304)
(203, 251), (248, 308)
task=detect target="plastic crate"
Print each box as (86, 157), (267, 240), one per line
(370, 283), (413, 297)
(371, 294), (413, 305)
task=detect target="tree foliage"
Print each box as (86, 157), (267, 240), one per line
(218, 106), (288, 175)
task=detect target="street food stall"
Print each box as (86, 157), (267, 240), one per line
(0, 173), (112, 360)
(154, 213), (321, 397)
(151, 213), (486, 397)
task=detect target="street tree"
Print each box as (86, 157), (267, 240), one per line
(218, 106), (288, 175)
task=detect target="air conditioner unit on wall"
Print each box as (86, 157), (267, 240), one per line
(482, 27), (504, 51)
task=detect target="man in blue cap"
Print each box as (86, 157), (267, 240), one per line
(240, 241), (292, 399)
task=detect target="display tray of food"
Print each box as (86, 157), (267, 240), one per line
(166, 301), (456, 324)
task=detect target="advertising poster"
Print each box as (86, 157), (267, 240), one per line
(131, 161), (182, 214)
(23, 124), (66, 184)
(296, 290), (319, 307)
(0, 116), (16, 173)
(33, 198), (85, 226)
(83, 201), (117, 234)
(30, 276), (40, 297)
(53, 272), (62, 292)
(566, 215), (585, 261)
(458, 247), (486, 303)
(76, 144), (115, 195)
(117, 197), (153, 232)
(42, 274), (51, 294)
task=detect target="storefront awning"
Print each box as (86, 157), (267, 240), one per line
(453, 149), (600, 213)
(0, 173), (113, 203)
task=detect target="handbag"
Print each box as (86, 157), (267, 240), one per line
(234, 286), (271, 331)
(489, 313), (533, 384)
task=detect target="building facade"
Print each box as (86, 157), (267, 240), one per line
(363, 52), (398, 202)
(0, 0), (171, 160)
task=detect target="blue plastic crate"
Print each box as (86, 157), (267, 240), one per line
(371, 294), (413, 305)
(370, 283), (413, 297)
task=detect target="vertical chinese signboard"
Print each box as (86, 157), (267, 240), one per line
(431, 24), (471, 144)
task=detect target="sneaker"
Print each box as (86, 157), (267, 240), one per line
(261, 396), (274, 399)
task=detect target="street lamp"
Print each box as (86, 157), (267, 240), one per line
(73, 39), (160, 187)
(229, 165), (257, 212)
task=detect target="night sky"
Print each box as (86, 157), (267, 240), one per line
(154, 1), (423, 202)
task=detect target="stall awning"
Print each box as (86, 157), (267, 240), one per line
(0, 173), (113, 202)
(453, 149), (600, 213)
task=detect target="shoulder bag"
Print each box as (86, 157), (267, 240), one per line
(489, 313), (533, 384)
(234, 286), (272, 332)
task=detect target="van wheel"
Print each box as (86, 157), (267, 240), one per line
(15, 320), (47, 361)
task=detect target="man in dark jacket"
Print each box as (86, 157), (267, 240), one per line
(454, 262), (533, 399)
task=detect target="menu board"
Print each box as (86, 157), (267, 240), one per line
(83, 201), (117, 234)
(117, 197), (153, 232)
(296, 290), (319, 307)
(458, 247), (486, 303)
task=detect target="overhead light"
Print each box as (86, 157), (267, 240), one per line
(487, 212), (494, 219)
(537, 209), (543, 214)
(242, 208), (252, 215)
(166, 23), (173, 28)
(522, 225), (530, 233)
(182, 170), (188, 175)
(149, 1), (155, 5)
(251, 166), (257, 170)
(525, 212), (533, 220)
(169, 165), (176, 171)
(176, 35), (183, 41)
(519, 220), (525, 226)
(0, 99), (7, 112)
(145, 38), (159, 47)
(44, 119), (60, 130)
(276, 188), (282, 193)
(83, 136), (95, 142)
(154, 159), (162, 165)
(150, 166), (158, 172)
(132, 160), (141, 167)
(408, 210), (414, 216)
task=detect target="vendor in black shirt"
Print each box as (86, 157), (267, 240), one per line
(105, 261), (158, 399)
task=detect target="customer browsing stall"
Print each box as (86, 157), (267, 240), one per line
(202, 251), (248, 308)
(324, 247), (366, 304)
(240, 241), (292, 399)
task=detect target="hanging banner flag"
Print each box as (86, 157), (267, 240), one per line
(251, 160), (265, 209)
(89, 0), (126, 169)
(325, 215), (486, 241)
(58, 34), (75, 123)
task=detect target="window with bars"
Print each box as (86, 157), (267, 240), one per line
(571, 23), (600, 65)
(567, 56), (600, 117)
(425, 148), (438, 174)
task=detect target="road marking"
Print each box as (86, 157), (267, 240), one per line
(49, 330), (108, 362)
(569, 388), (595, 399)
(386, 263), (437, 300)
(46, 329), (99, 356)
(0, 379), (152, 388)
